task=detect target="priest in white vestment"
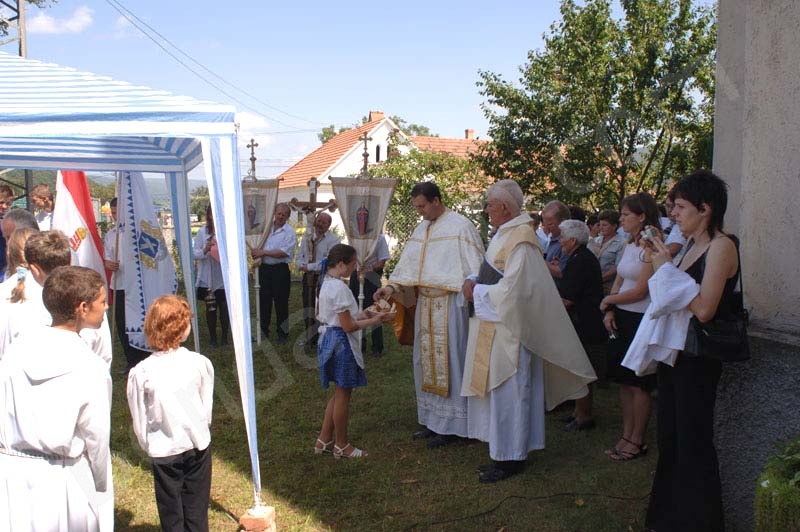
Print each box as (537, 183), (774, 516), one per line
(462, 180), (597, 483)
(376, 182), (484, 448)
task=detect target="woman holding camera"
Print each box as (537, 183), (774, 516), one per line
(599, 192), (661, 461)
(644, 170), (738, 532)
(192, 205), (229, 347)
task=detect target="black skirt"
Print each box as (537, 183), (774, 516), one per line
(605, 308), (657, 391)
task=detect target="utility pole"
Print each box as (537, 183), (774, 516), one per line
(1, 0), (27, 56)
(17, 0), (26, 57)
(1, 1), (33, 206)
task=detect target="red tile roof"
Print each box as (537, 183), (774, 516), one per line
(410, 136), (488, 159)
(277, 120), (381, 189)
(277, 123), (490, 190)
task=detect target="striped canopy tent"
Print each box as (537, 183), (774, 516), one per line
(0, 51), (263, 503)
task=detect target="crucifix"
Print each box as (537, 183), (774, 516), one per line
(245, 138), (259, 181)
(289, 177), (338, 346)
(358, 131), (372, 178)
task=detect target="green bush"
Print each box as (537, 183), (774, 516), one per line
(756, 435), (800, 531)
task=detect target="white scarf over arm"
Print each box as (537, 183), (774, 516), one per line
(622, 262), (700, 376)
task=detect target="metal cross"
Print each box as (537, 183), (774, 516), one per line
(358, 132), (372, 178)
(246, 138), (259, 180)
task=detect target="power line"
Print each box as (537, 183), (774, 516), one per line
(103, 0), (325, 132)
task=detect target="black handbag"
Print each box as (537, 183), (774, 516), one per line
(683, 236), (751, 362)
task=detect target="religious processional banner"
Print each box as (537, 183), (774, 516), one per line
(118, 170), (178, 351)
(242, 179), (279, 266)
(330, 177), (397, 272)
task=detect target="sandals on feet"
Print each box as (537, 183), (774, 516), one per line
(313, 438), (333, 455)
(333, 443), (367, 459)
(609, 437), (648, 461)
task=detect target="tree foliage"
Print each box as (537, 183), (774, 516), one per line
(375, 144), (490, 270)
(0, 1), (57, 37)
(475, 0), (716, 209)
(189, 185), (209, 220)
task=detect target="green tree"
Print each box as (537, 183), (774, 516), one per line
(375, 143), (489, 273)
(190, 185), (210, 220)
(317, 124), (353, 144)
(0, 1), (57, 36)
(476, 0), (716, 208)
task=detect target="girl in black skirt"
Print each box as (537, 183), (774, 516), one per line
(599, 192), (662, 461)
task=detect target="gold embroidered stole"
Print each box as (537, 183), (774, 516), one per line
(418, 286), (451, 397)
(469, 223), (538, 397)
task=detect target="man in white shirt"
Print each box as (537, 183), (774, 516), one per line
(349, 234), (390, 357)
(104, 198), (148, 372)
(663, 195), (686, 258)
(296, 212), (339, 347)
(30, 184), (54, 231)
(251, 203), (297, 344)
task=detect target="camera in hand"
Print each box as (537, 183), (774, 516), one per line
(640, 225), (659, 241)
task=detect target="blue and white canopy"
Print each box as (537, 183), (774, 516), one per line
(0, 51), (263, 501)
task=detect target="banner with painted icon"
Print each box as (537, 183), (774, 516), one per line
(242, 179), (280, 265)
(330, 177), (397, 270)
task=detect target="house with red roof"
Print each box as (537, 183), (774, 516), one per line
(275, 111), (486, 232)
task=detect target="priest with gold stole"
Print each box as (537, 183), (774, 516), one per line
(376, 182), (484, 448)
(462, 180), (597, 483)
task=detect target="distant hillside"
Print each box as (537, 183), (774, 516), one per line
(0, 170), (207, 205)
(87, 172), (208, 204)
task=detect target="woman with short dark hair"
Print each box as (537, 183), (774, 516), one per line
(645, 170), (738, 532)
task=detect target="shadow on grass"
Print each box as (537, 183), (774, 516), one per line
(111, 282), (656, 531)
(114, 509), (160, 532)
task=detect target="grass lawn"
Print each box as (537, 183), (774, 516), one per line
(110, 281), (656, 531)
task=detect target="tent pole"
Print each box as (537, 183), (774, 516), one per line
(254, 264), (262, 345)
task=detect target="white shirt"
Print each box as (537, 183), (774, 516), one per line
(296, 230), (340, 271)
(622, 263), (700, 375)
(104, 224), (128, 288)
(0, 325), (111, 490)
(192, 226), (224, 291)
(35, 210), (53, 231)
(261, 224), (297, 265)
(127, 347), (214, 458)
(664, 224), (686, 248)
(317, 276), (363, 368)
(0, 278), (113, 368)
(361, 234), (390, 269)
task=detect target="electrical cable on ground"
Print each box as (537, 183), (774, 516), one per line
(402, 490), (651, 530)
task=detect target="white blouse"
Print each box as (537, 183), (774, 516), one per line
(616, 242), (652, 313)
(317, 276), (363, 368)
(192, 226), (224, 291)
(126, 347), (214, 458)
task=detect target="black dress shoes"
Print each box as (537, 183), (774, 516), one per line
(412, 427), (435, 440)
(426, 434), (460, 449)
(478, 460), (525, 483)
(563, 419), (596, 432)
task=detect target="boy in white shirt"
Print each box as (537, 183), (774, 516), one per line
(127, 295), (214, 532)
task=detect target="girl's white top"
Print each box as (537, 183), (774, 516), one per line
(616, 242), (652, 313)
(317, 276), (364, 368)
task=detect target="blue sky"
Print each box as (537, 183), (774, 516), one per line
(9, 0), (568, 176)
